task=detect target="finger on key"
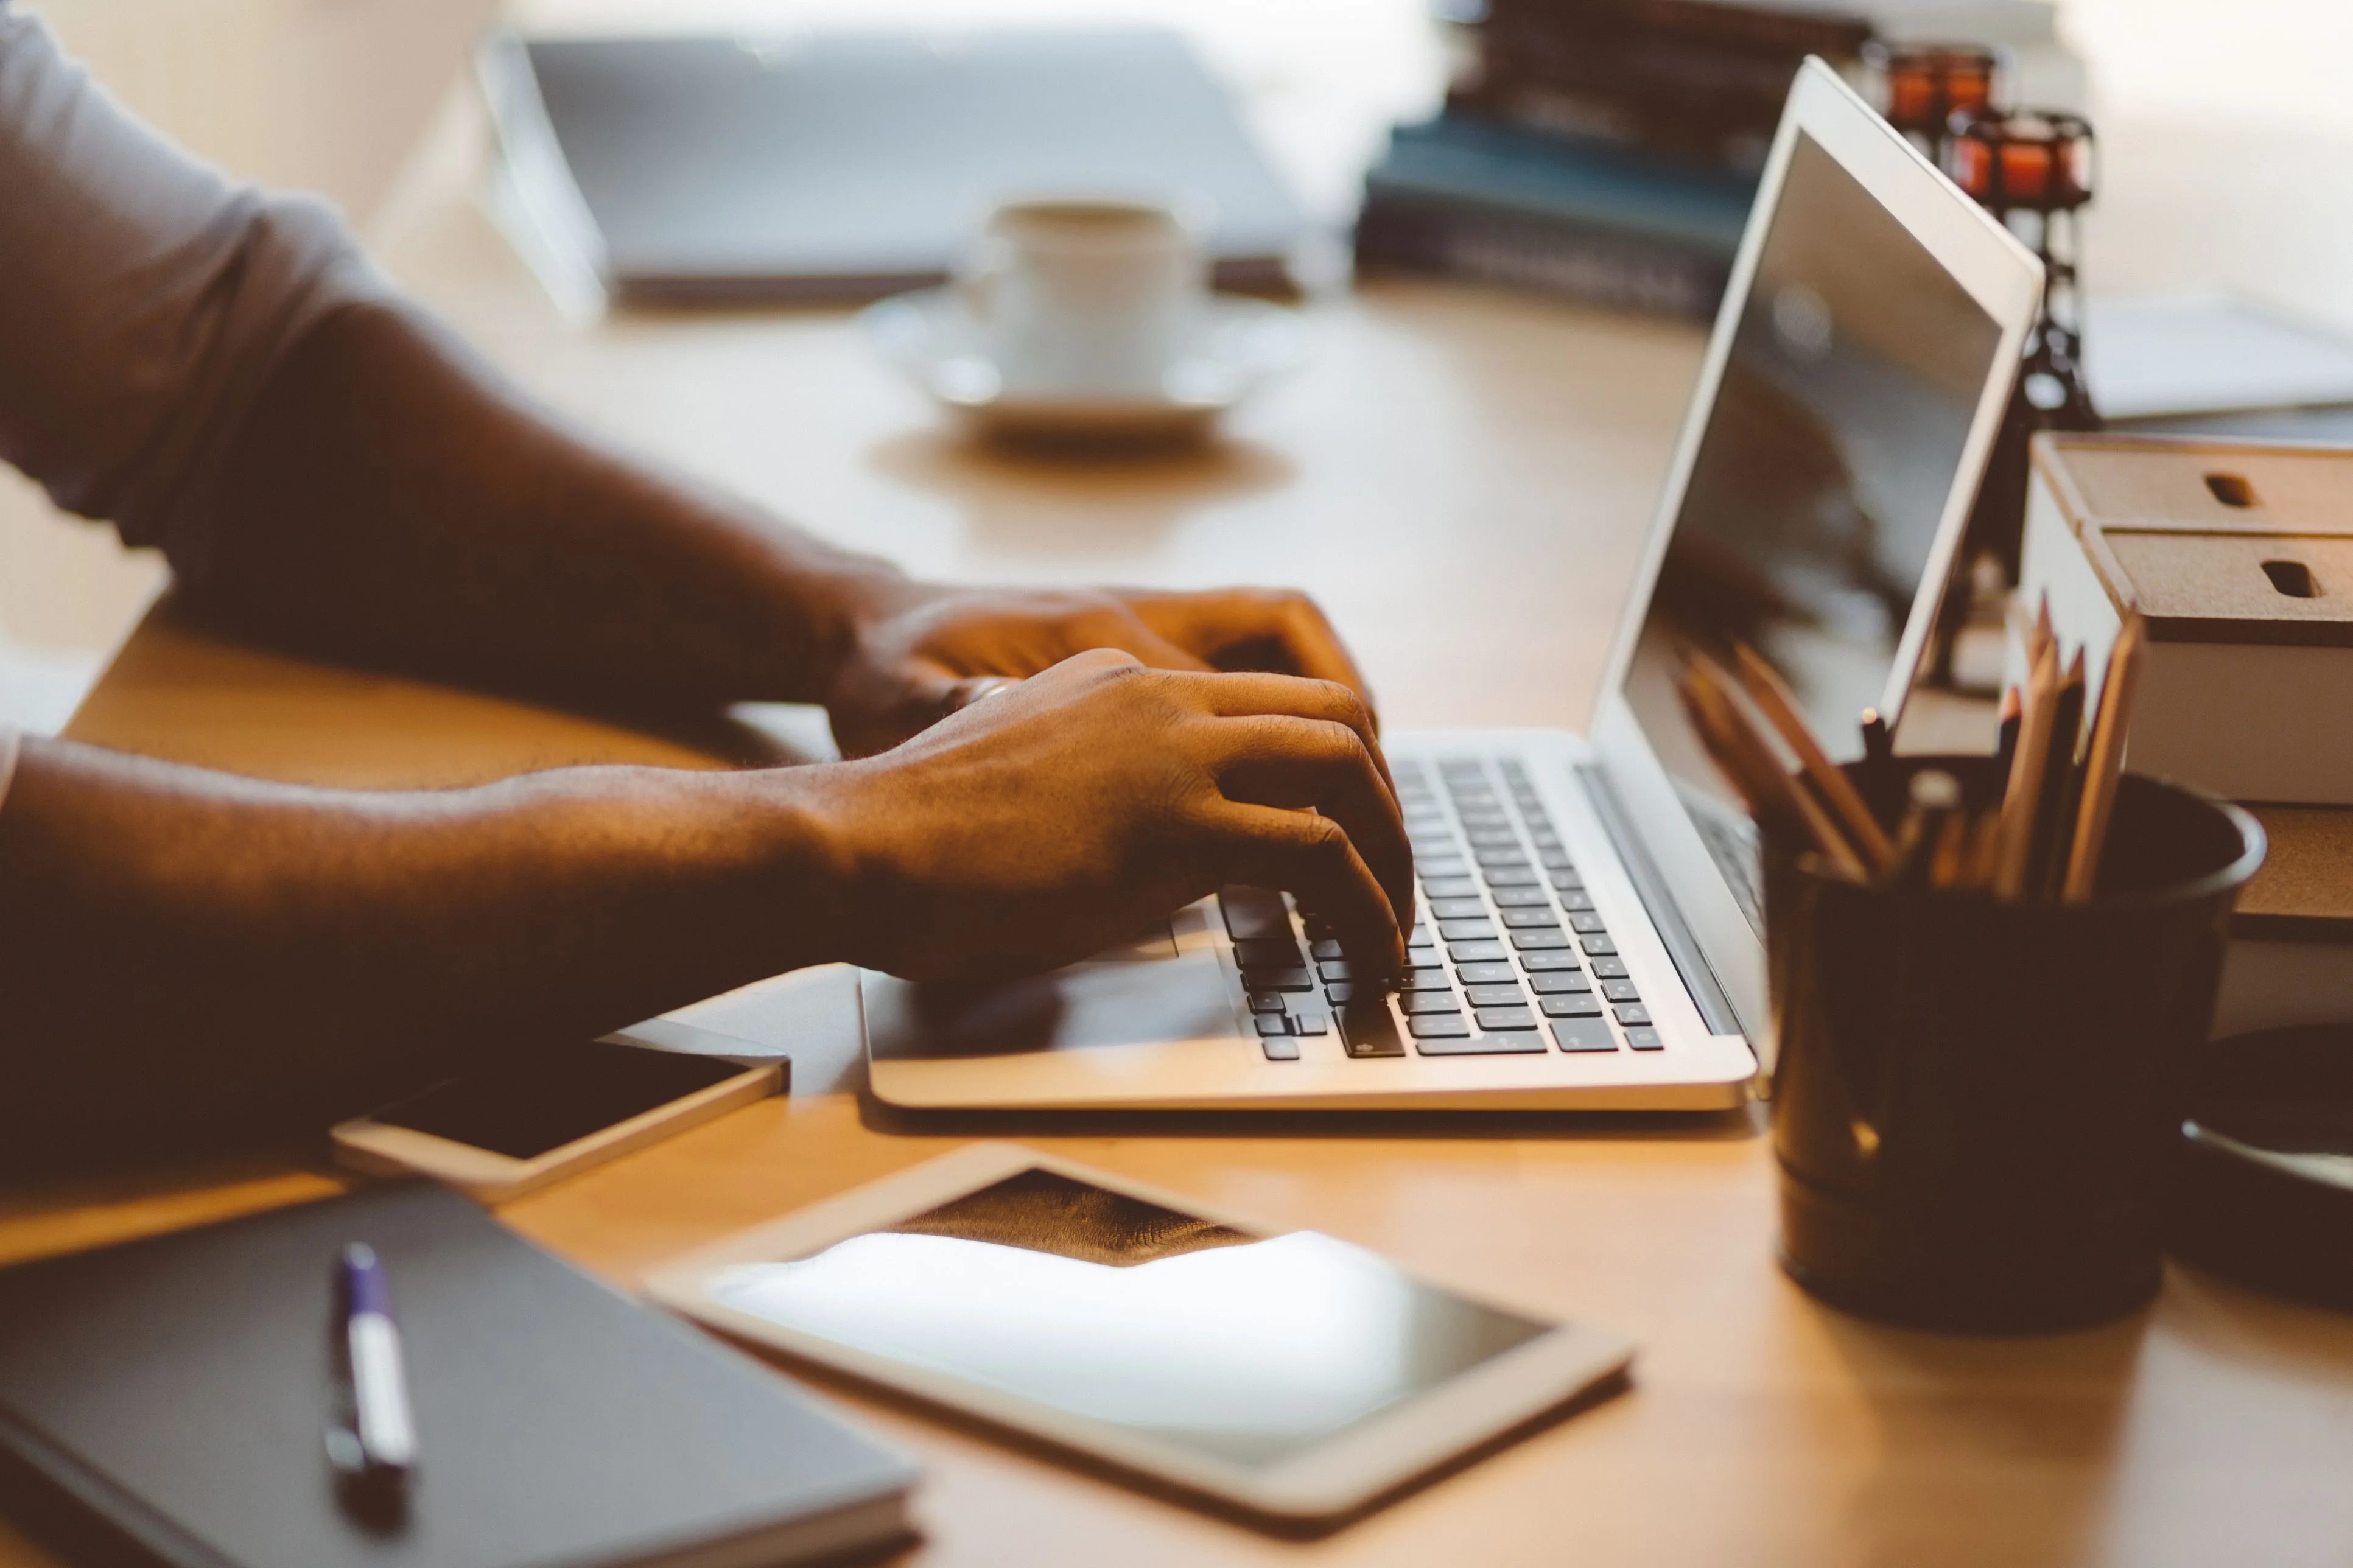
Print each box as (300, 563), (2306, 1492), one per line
(1215, 716), (1414, 934)
(1205, 803), (1404, 978)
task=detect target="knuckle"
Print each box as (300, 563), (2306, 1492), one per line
(1297, 811), (1350, 855)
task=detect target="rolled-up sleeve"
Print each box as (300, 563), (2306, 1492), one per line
(0, 724), (19, 819)
(0, 4), (390, 581)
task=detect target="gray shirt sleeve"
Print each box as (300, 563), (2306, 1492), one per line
(0, 3), (391, 582)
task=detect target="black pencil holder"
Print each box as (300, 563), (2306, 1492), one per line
(1766, 756), (2265, 1333)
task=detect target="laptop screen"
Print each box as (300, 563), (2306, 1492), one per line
(1618, 130), (2004, 933)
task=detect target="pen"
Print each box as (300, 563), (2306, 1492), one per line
(327, 1243), (417, 1487)
(1858, 707), (1893, 774)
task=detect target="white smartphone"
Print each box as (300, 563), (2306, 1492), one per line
(332, 1027), (783, 1201)
(646, 1143), (1633, 1529)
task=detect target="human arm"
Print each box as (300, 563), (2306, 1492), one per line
(0, 655), (1409, 1169)
(0, 5), (1375, 755)
(197, 299), (1380, 753)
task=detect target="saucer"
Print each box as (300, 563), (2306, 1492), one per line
(861, 288), (1307, 441)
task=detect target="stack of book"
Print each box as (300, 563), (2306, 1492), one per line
(1355, 0), (1875, 318)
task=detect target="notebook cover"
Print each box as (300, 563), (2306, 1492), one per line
(495, 29), (1306, 303)
(0, 1183), (915, 1568)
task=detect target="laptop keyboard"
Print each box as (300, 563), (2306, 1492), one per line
(1222, 755), (1663, 1062)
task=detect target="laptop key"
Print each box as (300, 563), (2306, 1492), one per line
(1319, 960), (1355, 982)
(1437, 918), (1496, 941)
(1540, 849), (1577, 870)
(1418, 858), (1471, 880)
(1490, 884), (1549, 906)
(1415, 1032), (1546, 1057)
(1428, 898), (1489, 921)
(1311, 938), (1345, 961)
(1409, 926), (1436, 949)
(1475, 1006), (1540, 1032)
(1261, 1034), (1301, 1061)
(1465, 984), (1527, 1008)
(1455, 961), (1517, 985)
(1247, 991), (1288, 1014)
(1341, 1004), (1408, 1058)
(1241, 966), (1314, 992)
(1422, 876), (1480, 900)
(1601, 979), (1640, 1003)
(1482, 865), (1543, 886)
(1325, 981), (1355, 1006)
(1568, 912), (1609, 933)
(1235, 937), (1303, 968)
(1614, 1004), (1652, 1027)
(1588, 957), (1630, 979)
(1500, 907), (1562, 929)
(1517, 950), (1580, 973)
(1252, 1015), (1291, 1037)
(1402, 965), (1453, 990)
(1408, 1014), (1471, 1040)
(1552, 1018), (1618, 1053)
(1403, 990), (1464, 1015)
(1625, 1028), (1665, 1051)
(1548, 870), (1585, 891)
(1448, 940), (1509, 964)
(1219, 886), (1292, 940)
(1294, 1007), (1332, 1036)
(1542, 993), (1605, 1018)
(1510, 928), (1574, 951)
(1475, 846), (1530, 867)
(1557, 890), (1596, 911)
(1529, 970), (1592, 994)
(1582, 936), (1619, 956)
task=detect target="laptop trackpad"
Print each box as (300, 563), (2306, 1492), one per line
(864, 950), (1237, 1062)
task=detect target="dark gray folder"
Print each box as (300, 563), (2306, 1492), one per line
(482, 29), (1306, 303)
(0, 1183), (915, 1568)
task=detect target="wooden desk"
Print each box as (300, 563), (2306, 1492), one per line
(14, 145), (2353, 1568)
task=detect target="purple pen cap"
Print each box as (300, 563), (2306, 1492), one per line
(340, 1243), (394, 1317)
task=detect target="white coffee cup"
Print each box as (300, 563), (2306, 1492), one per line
(958, 198), (1207, 400)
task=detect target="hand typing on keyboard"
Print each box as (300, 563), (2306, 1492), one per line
(805, 650), (1415, 982)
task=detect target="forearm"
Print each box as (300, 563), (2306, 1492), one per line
(0, 738), (848, 1166)
(196, 298), (916, 709)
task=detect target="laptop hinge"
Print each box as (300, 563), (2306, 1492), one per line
(1575, 761), (1750, 1041)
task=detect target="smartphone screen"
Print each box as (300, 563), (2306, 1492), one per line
(370, 1042), (748, 1160)
(700, 1167), (1556, 1468)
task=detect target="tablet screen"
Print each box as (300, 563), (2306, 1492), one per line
(703, 1167), (1554, 1468)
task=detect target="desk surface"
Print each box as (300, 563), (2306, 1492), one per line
(12, 113), (2353, 1568)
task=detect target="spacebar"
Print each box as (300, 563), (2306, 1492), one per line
(1412, 1033), (1546, 1056)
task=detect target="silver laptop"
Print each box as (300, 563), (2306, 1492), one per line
(863, 62), (2043, 1112)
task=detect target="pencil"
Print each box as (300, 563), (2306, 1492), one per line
(1729, 643), (1898, 874)
(2063, 618), (2147, 902)
(1929, 809), (1969, 889)
(1993, 639), (2061, 900)
(2029, 648), (2088, 897)
(1893, 768), (1962, 889)
(2029, 594), (2054, 674)
(1994, 685), (2022, 780)
(1681, 665), (1870, 880)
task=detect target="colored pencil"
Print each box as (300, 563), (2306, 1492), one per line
(1729, 643), (1898, 875)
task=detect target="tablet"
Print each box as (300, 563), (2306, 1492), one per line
(645, 1144), (1632, 1526)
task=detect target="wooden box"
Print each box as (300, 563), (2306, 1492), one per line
(2021, 432), (2353, 1035)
